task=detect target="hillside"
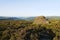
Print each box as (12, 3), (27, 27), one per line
(0, 16), (60, 40)
(33, 16), (49, 25)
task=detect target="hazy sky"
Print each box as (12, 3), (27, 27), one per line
(0, 0), (60, 17)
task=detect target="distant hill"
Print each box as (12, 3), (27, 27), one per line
(0, 16), (60, 20)
(46, 16), (60, 20)
(0, 17), (19, 20)
(33, 16), (49, 25)
(0, 16), (35, 20)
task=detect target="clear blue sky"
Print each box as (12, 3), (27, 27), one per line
(0, 0), (60, 17)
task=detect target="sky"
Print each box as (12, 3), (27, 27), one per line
(0, 0), (60, 17)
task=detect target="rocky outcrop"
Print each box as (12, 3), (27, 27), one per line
(22, 27), (55, 40)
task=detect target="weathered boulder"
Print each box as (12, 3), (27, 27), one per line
(22, 27), (55, 40)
